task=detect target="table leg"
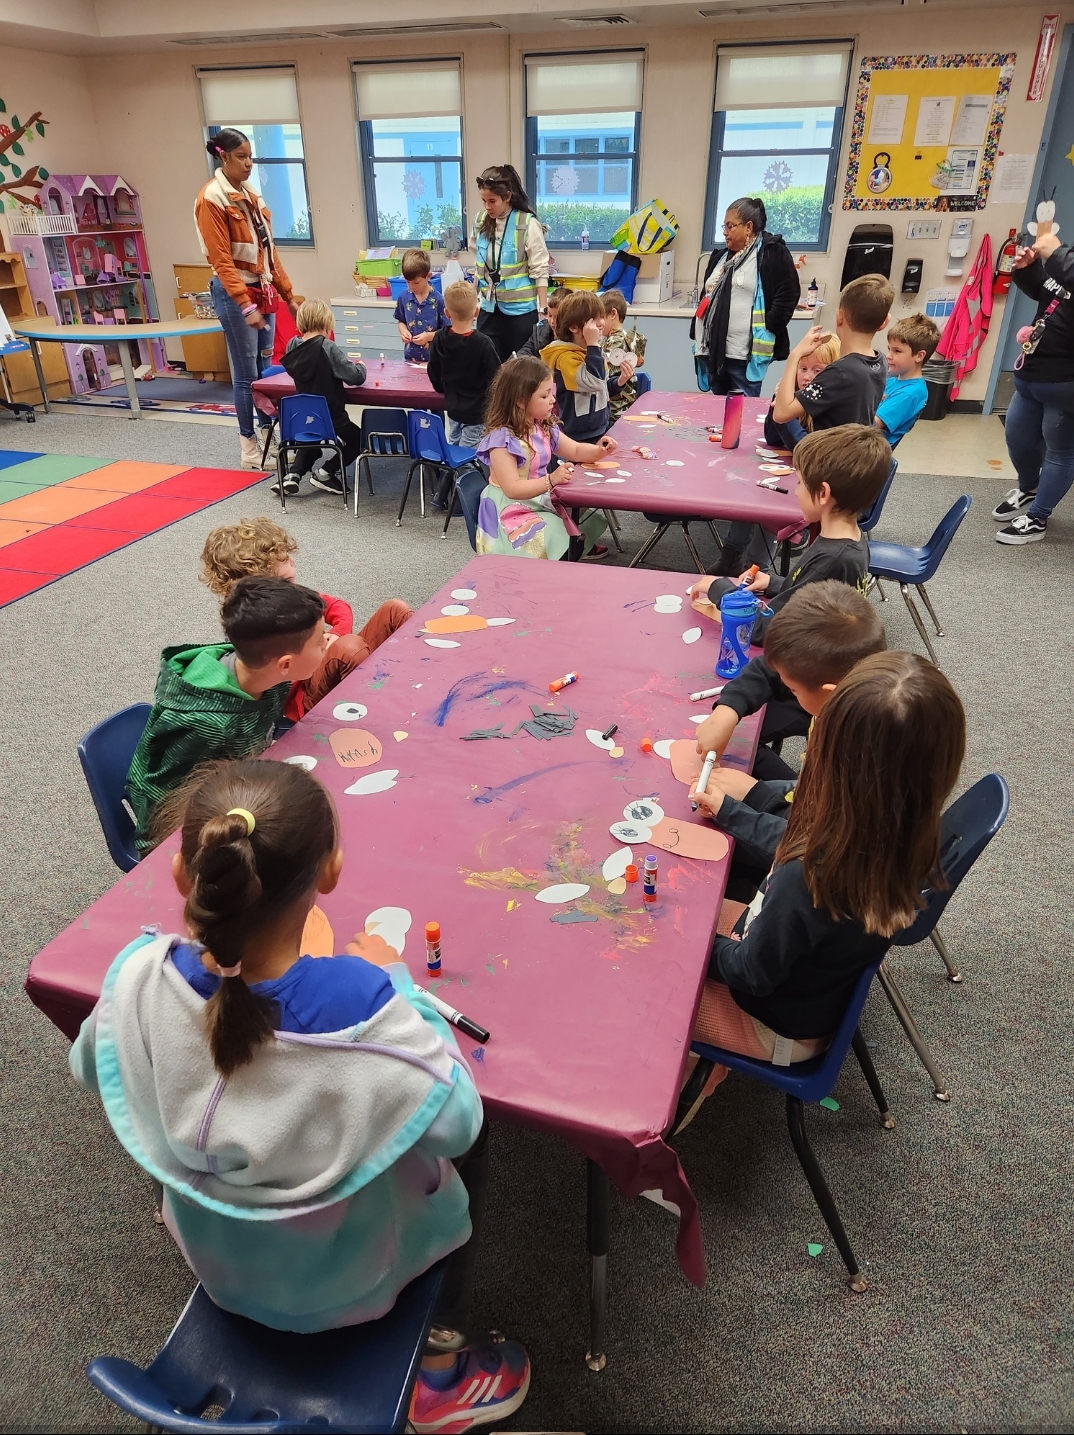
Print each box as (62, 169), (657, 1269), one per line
(29, 340), (51, 414)
(585, 1159), (609, 1372)
(568, 507), (584, 562)
(118, 339), (142, 419)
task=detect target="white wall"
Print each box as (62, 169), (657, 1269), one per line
(3, 8), (1069, 399)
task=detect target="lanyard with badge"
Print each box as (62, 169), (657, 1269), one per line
(1015, 280), (1071, 369)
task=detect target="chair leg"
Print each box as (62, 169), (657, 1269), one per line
(442, 472), (459, 538)
(276, 449), (287, 513)
(365, 455), (375, 495)
(850, 1029), (896, 1129)
(706, 521), (725, 552)
(874, 576), (887, 602)
(670, 1057), (716, 1136)
(916, 581), (945, 637)
(397, 461), (419, 525)
(900, 583), (940, 665)
(259, 418), (277, 467)
(628, 522), (670, 568)
(877, 961), (950, 1101)
(929, 926), (962, 983)
(785, 1095), (867, 1292)
(681, 523), (708, 575)
(419, 463), (427, 518)
(604, 509), (624, 553)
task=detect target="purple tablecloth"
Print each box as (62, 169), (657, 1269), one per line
(252, 360), (443, 418)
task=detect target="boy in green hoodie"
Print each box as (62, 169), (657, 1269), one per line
(127, 576), (327, 853)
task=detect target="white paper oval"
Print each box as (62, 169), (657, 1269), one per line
(345, 769), (399, 795)
(333, 701), (368, 721)
(534, 882), (591, 904)
(485, 617), (515, 626)
(682, 627), (703, 644)
(602, 846), (633, 882)
(424, 638), (461, 648)
(610, 820), (651, 844)
(283, 754), (318, 770)
(653, 739), (675, 759)
(365, 905), (412, 956)
(624, 799), (664, 825)
(665, 459), (685, 467)
(689, 714), (707, 724)
(586, 728), (616, 751)
(604, 477), (626, 484)
(451, 588), (477, 600)
(616, 469), (632, 477)
(441, 604), (470, 616)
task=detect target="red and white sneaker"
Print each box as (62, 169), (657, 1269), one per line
(409, 1338), (531, 1432)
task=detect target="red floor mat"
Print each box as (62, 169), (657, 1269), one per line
(0, 525), (134, 573)
(65, 492), (214, 534)
(0, 570), (56, 603)
(150, 467), (270, 501)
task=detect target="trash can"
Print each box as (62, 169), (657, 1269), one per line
(921, 358), (957, 421)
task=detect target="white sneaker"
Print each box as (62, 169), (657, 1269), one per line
(239, 434), (267, 470)
(996, 512), (1047, 544)
(991, 487), (1036, 521)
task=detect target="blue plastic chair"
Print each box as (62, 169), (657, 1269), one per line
(680, 962), (891, 1291)
(859, 456), (898, 534)
(868, 494), (971, 664)
(456, 466), (489, 552)
(276, 395), (347, 515)
(357, 408), (409, 509)
(399, 410), (481, 536)
(78, 703), (151, 873)
(85, 1263), (444, 1434)
(635, 370), (652, 396)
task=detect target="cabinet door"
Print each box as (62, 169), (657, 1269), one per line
(173, 296), (231, 379)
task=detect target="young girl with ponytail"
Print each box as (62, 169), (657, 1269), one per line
(70, 758), (530, 1433)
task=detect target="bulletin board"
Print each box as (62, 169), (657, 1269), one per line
(843, 53), (1017, 212)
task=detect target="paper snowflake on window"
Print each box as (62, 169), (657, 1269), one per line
(763, 161), (793, 194)
(402, 170), (426, 200)
(551, 166), (580, 197)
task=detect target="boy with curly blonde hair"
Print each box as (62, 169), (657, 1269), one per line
(200, 517), (412, 719)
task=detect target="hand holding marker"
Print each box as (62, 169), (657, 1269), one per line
(691, 750), (718, 812)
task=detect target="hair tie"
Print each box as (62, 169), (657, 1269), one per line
(214, 960), (242, 978)
(227, 807), (256, 835)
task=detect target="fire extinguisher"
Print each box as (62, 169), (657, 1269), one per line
(994, 228), (1018, 296)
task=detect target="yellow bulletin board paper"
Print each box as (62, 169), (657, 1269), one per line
(844, 53), (1016, 212)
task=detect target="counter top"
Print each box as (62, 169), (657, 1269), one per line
(331, 293), (821, 323)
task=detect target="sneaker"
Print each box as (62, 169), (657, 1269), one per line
(992, 487), (1037, 521)
(996, 512), (1047, 544)
(409, 1339), (531, 1433)
(581, 543), (611, 561)
(309, 469), (345, 495)
(269, 472), (300, 496)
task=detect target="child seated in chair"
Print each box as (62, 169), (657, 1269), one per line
(200, 517), (412, 723)
(277, 299), (365, 497)
(875, 313), (940, 448)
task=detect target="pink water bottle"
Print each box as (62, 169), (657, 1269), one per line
(721, 393), (743, 449)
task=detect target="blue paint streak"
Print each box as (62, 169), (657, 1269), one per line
(474, 760), (586, 805)
(432, 673), (535, 727)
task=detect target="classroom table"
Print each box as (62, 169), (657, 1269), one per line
(251, 360), (443, 422)
(13, 317), (225, 420)
(553, 391), (806, 570)
(26, 555), (761, 1366)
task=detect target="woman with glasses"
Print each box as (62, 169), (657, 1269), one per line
(691, 196), (800, 398)
(471, 166), (550, 362)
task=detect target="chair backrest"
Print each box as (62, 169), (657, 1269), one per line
(892, 773), (1010, 947)
(917, 493), (972, 580)
(77, 703), (151, 872)
(361, 407), (408, 455)
(260, 363), (285, 377)
(859, 456), (897, 533)
(407, 409), (450, 465)
(635, 370), (652, 396)
(279, 393), (335, 444)
(456, 467), (488, 551)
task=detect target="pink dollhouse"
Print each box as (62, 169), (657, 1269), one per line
(6, 175), (165, 394)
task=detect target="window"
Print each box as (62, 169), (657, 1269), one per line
(524, 52), (644, 246)
(199, 67), (313, 246)
(353, 62), (465, 246)
(705, 44), (852, 252)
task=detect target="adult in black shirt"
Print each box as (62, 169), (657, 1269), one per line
(995, 231), (1074, 545)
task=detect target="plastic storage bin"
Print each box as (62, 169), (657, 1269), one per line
(388, 274), (444, 300)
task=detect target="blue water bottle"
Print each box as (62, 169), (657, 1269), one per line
(715, 588), (759, 678)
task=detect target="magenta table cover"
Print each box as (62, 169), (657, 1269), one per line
(555, 391), (805, 532)
(252, 360), (443, 418)
(26, 556), (762, 1286)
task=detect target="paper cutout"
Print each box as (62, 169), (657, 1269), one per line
(535, 882), (591, 904)
(451, 587), (477, 600)
(345, 769), (399, 795)
(441, 604), (470, 616)
(691, 596), (721, 621)
(301, 905), (335, 957)
(689, 715), (707, 725)
(819, 1096), (840, 1112)
(602, 846), (633, 881)
(610, 819), (651, 844)
(682, 627), (703, 644)
(425, 638), (462, 648)
(283, 754), (318, 770)
(333, 701), (368, 721)
(808, 1243), (824, 1258)
(646, 817), (730, 863)
(365, 905), (412, 957)
(604, 477), (626, 483)
(510, 706), (577, 741)
(587, 728), (617, 751)
(461, 725), (510, 741)
(592, 459), (620, 467)
(624, 799), (664, 825)
(393, 730), (408, 742)
(424, 615), (488, 634)
(759, 463), (794, 476)
(330, 728), (383, 769)
(669, 739), (706, 787)
(609, 746), (624, 758)
(607, 877), (628, 895)
(551, 911), (599, 924)
(616, 469), (632, 476)
(653, 595), (683, 613)
(665, 459), (684, 467)
(653, 739), (675, 759)
(485, 617), (515, 626)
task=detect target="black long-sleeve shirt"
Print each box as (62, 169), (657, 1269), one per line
(710, 859), (891, 1037)
(705, 533), (869, 646)
(713, 778), (795, 867)
(1011, 245), (1074, 383)
(427, 326), (501, 426)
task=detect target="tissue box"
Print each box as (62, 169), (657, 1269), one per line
(601, 249), (674, 304)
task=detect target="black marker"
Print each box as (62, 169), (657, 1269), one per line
(419, 986), (491, 1044)
(601, 724), (619, 742)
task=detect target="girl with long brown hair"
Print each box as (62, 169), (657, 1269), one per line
(474, 355), (615, 559)
(686, 651), (966, 1090)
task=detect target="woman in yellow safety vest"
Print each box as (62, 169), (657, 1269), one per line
(472, 165), (550, 362)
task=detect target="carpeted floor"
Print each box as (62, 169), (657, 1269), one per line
(1, 407), (1071, 1433)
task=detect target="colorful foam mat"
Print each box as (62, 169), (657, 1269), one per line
(0, 452), (266, 609)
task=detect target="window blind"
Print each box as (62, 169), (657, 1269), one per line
(714, 46), (851, 112)
(353, 62), (462, 120)
(526, 52), (644, 117)
(198, 67), (300, 124)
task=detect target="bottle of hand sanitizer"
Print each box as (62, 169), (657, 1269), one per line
(581, 225), (590, 252)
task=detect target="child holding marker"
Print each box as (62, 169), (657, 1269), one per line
(474, 355), (615, 559)
(70, 758), (531, 1433)
(678, 651), (966, 1126)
